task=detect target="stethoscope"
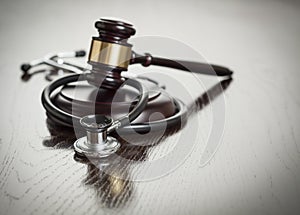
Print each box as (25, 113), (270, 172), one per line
(21, 18), (233, 158)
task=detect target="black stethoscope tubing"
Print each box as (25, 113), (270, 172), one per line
(41, 73), (187, 133)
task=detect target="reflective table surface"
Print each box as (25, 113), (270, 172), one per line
(1, 0), (300, 214)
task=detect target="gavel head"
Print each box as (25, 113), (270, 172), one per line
(86, 18), (136, 90)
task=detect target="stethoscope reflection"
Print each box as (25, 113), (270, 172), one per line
(42, 76), (232, 208)
(73, 150), (139, 208)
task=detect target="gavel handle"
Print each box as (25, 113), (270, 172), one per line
(130, 52), (233, 77)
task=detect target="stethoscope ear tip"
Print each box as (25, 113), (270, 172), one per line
(75, 50), (86, 57)
(21, 63), (31, 73)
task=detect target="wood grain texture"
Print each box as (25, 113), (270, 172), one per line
(1, 0), (300, 215)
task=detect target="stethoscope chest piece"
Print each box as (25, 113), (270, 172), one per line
(74, 115), (120, 158)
